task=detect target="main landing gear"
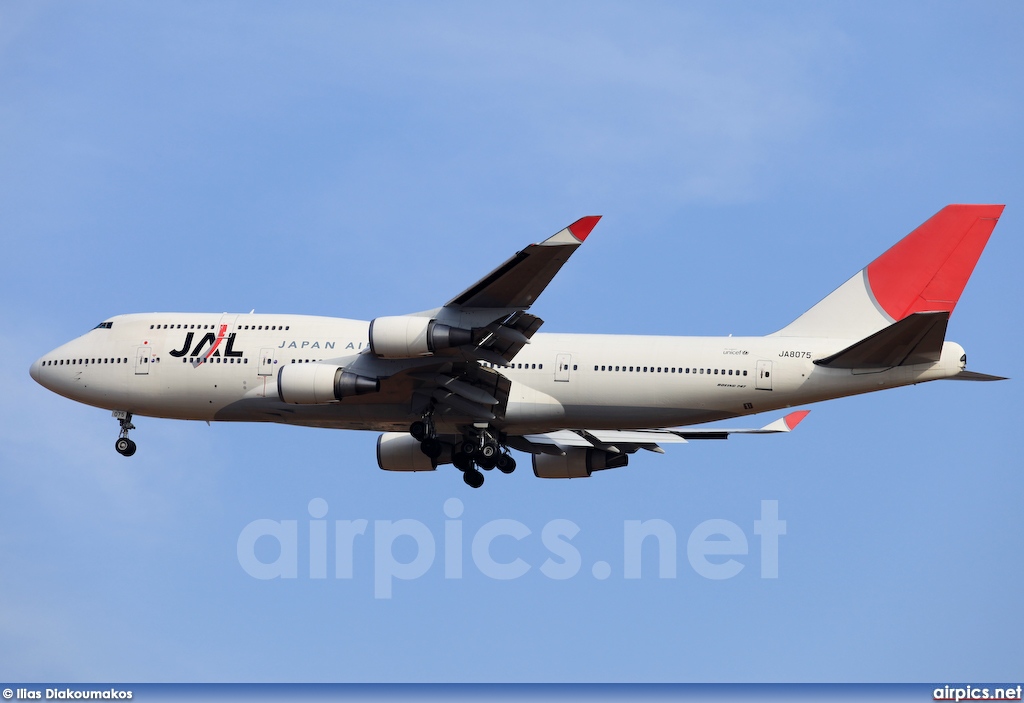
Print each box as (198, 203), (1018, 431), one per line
(113, 411), (137, 457)
(452, 429), (517, 489)
(411, 416), (516, 489)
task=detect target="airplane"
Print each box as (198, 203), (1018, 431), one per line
(30, 204), (1006, 488)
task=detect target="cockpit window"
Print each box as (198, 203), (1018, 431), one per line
(93, 321), (113, 330)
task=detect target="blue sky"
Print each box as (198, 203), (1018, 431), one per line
(1, 1), (1022, 683)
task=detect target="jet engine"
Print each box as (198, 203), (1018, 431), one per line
(277, 363), (379, 404)
(377, 432), (439, 471)
(368, 316), (473, 359)
(532, 448), (628, 479)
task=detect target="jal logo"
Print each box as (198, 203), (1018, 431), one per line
(169, 325), (244, 360)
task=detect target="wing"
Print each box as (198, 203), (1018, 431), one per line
(509, 411), (811, 456)
(358, 217), (601, 421)
(437, 215), (600, 366)
(447, 216), (601, 309)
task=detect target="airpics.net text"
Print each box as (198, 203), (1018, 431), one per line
(237, 499), (786, 599)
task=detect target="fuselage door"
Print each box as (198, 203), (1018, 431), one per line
(135, 346), (151, 375)
(756, 360), (773, 390)
(555, 353), (572, 382)
(258, 347), (276, 377)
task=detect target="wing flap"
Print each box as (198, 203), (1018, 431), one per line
(470, 311), (544, 365)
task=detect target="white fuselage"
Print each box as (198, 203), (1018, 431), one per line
(30, 312), (966, 435)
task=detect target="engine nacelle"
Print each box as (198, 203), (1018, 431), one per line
(377, 432), (437, 472)
(277, 363), (380, 404)
(532, 448), (629, 479)
(368, 316), (473, 359)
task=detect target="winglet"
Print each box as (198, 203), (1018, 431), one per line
(759, 410), (811, 433)
(568, 216), (602, 242)
(783, 410), (811, 430)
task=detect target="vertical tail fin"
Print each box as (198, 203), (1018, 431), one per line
(772, 204), (1004, 339)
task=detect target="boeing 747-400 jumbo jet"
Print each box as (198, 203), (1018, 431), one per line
(31, 205), (1005, 487)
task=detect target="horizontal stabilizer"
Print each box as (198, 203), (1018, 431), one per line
(814, 312), (948, 370)
(943, 370), (1008, 382)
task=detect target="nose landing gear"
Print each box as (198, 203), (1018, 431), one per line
(112, 410), (137, 457)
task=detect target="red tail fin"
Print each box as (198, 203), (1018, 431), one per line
(865, 204), (1003, 320)
(774, 205), (1004, 340)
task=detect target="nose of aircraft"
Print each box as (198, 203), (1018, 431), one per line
(30, 345), (65, 393)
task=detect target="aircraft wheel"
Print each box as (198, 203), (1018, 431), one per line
(115, 438), (136, 457)
(452, 452), (474, 472)
(497, 454), (516, 474)
(463, 469), (484, 489)
(420, 438), (442, 459)
(477, 454), (497, 470)
(409, 421), (427, 441)
(460, 440), (477, 456)
(479, 443), (497, 459)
